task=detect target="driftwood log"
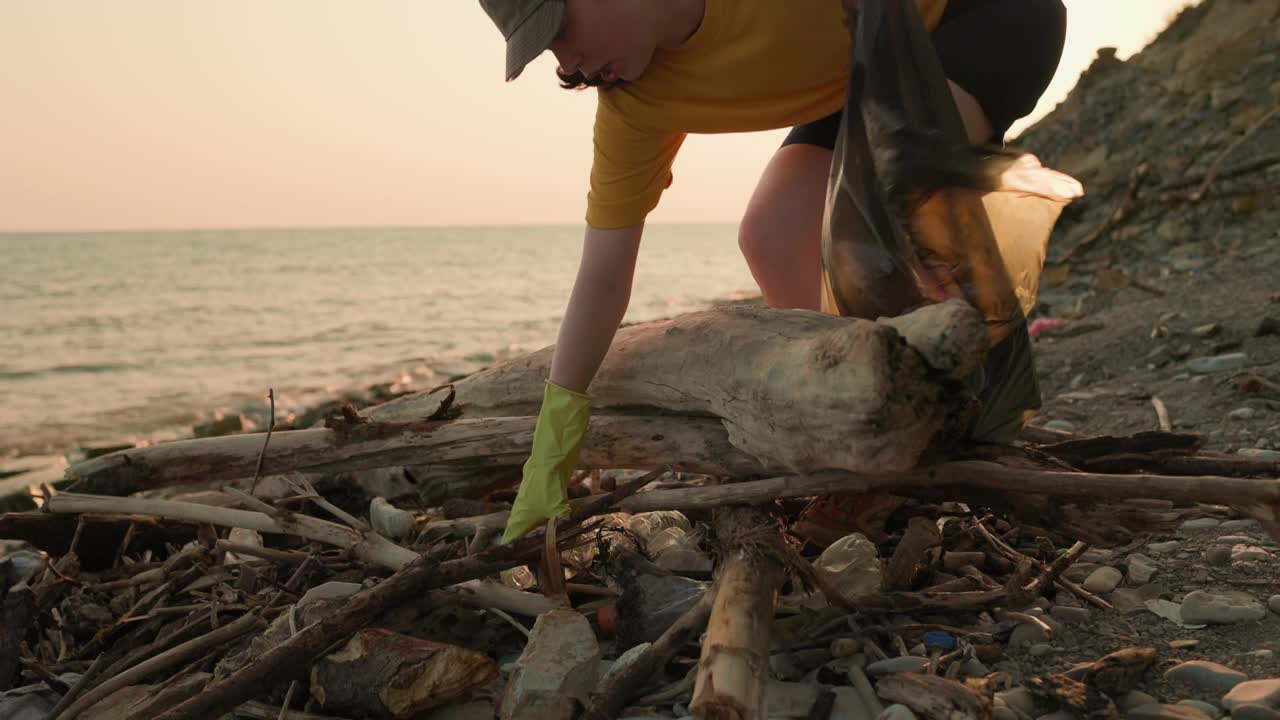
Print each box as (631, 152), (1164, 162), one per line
(62, 415), (757, 500)
(60, 301), (986, 497)
(370, 300), (985, 475)
(689, 506), (789, 720)
(48, 297), (1280, 543)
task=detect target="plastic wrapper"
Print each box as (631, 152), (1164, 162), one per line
(821, 0), (1084, 441)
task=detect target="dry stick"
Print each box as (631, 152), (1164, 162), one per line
(155, 470), (664, 720)
(585, 585), (718, 720)
(1151, 397), (1172, 433)
(278, 680), (299, 720)
(249, 388), (276, 497)
(54, 611), (265, 720)
(1190, 105), (1280, 202)
(1158, 151), (1280, 191)
(44, 491), (552, 618)
(1026, 541), (1090, 598)
(1059, 162), (1148, 263)
(214, 540), (309, 565)
(612, 462), (1280, 534)
(974, 521), (1110, 611)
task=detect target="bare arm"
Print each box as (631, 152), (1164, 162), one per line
(548, 223), (645, 393)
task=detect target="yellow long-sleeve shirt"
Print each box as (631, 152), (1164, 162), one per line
(586, 0), (948, 229)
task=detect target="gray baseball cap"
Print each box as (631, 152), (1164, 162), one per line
(479, 0), (566, 81)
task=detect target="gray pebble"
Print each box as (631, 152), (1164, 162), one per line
(1186, 352), (1248, 374)
(1232, 706), (1280, 720)
(1232, 545), (1273, 562)
(1009, 623), (1051, 647)
(1043, 419), (1076, 432)
(1181, 518), (1221, 532)
(831, 638), (860, 657)
(1230, 407), (1260, 421)
(1129, 553), (1159, 584)
(1111, 588), (1149, 614)
(1220, 519), (1261, 531)
(1064, 562), (1101, 583)
(1269, 595), (1280, 615)
(1149, 541), (1182, 554)
(1218, 535), (1260, 545)
(1127, 703), (1212, 720)
(960, 658), (992, 678)
(1164, 660), (1247, 694)
(1204, 546), (1233, 566)
(1050, 606), (1091, 624)
(1083, 566), (1124, 594)
(1224, 679), (1280, 711)
(1081, 548), (1115, 563)
(993, 709), (1021, 720)
(878, 704), (919, 720)
(1180, 590), (1267, 625)
(866, 656), (929, 676)
(1002, 688), (1037, 716)
(1176, 700), (1222, 719)
(1029, 643), (1054, 657)
(1120, 691), (1159, 711)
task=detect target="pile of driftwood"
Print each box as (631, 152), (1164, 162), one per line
(2, 301), (1278, 719)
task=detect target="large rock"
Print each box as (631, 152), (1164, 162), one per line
(499, 609), (600, 720)
(1164, 661), (1247, 695)
(1083, 566), (1123, 594)
(1179, 591), (1267, 625)
(1224, 680), (1280, 711)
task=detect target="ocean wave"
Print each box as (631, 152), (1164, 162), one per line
(0, 362), (140, 380)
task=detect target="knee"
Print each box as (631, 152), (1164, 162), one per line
(737, 197), (788, 267)
(737, 206), (767, 264)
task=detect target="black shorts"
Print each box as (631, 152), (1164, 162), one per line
(782, 0), (1067, 148)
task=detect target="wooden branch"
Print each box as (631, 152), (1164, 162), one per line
(64, 415), (761, 498)
(54, 611), (265, 720)
(44, 493), (555, 618)
(1189, 105), (1279, 202)
(1156, 151), (1280, 191)
(614, 462), (1280, 539)
(690, 507), (787, 720)
(1058, 163), (1147, 263)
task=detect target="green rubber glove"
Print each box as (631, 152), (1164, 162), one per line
(501, 379), (592, 544)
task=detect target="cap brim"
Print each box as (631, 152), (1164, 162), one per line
(505, 2), (564, 81)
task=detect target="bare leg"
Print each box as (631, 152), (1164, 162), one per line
(738, 81), (993, 311)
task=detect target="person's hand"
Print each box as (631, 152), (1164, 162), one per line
(501, 380), (593, 544)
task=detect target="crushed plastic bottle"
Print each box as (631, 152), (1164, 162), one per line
(615, 573), (708, 646)
(626, 511), (692, 542)
(797, 532), (883, 608)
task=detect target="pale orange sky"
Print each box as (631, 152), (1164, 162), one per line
(0, 0), (1198, 232)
